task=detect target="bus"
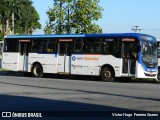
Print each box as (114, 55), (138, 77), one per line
(0, 41), (3, 68)
(157, 38), (160, 79)
(2, 33), (158, 82)
(0, 41), (2, 57)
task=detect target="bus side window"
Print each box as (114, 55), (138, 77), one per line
(94, 40), (101, 53)
(83, 40), (92, 53)
(41, 39), (48, 52)
(102, 41), (108, 54)
(47, 39), (57, 53)
(47, 46), (51, 52)
(102, 38), (119, 54)
(31, 39), (40, 52)
(74, 38), (82, 53)
(82, 38), (101, 54)
(4, 39), (18, 52)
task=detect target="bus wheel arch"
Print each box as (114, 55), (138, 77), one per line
(100, 64), (115, 82)
(31, 62), (43, 78)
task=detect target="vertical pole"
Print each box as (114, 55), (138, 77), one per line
(67, 1), (70, 34)
(12, 11), (15, 34)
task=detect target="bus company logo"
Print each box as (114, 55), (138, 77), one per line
(72, 56), (98, 61)
(83, 57), (98, 61)
(72, 56), (76, 61)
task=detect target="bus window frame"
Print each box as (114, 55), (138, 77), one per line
(3, 38), (19, 52)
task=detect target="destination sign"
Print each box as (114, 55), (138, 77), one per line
(59, 39), (73, 42)
(19, 39), (30, 42)
(122, 38), (135, 42)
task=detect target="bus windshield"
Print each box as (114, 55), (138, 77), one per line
(141, 40), (157, 68)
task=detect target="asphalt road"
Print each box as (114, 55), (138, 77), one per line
(0, 72), (159, 119)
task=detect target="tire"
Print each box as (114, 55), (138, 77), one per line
(32, 64), (43, 78)
(100, 67), (114, 82)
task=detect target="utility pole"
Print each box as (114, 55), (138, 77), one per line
(132, 25), (141, 33)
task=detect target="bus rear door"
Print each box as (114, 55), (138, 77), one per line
(58, 39), (73, 73)
(18, 40), (30, 71)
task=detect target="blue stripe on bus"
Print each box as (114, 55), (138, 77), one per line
(138, 53), (157, 72)
(3, 33), (153, 37)
(140, 61), (158, 72)
(4, 34), (85, 39)
(4, 33), (156, 43)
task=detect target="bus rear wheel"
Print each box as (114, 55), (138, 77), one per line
(100, 67), (114, 82)
(32, 64), (43, 78)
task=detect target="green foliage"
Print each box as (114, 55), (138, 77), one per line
(15, 4), (41, 34)
(0, 0), (41, 35)
(44, 0), (103, 34)
(0, 33), (4, 41)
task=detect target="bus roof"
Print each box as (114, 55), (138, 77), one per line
(4, 33), (155, 39)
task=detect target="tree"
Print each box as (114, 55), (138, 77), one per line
(9, 0), (33, 34)
(72, 0), (103, 33)
(0, 0), (41, 36)
(44, 0), (66, 34)
(0, 0), (9, 35)
(15, 5), (41, 34)
(44, 0), (103, 34)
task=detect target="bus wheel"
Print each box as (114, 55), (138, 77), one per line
(100, 67), (114, 82)
(32, 64), (43, 78)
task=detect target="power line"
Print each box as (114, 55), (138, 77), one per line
(141, 29), (160, 31)
(132, 26), (160, 32)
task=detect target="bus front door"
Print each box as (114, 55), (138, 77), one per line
(58, 42), (72, 73)
(19, 41), (30, 71)
(122, 42), (137, 76)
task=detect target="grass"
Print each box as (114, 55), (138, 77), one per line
(0, 68), (9, 72)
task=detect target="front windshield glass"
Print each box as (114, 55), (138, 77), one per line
(141, 40), (157, 68)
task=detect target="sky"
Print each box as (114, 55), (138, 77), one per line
(32, 0), (160, 38)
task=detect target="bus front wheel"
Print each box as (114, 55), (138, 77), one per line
(32, 64), (43, 78)
(100, 67), (114, 82)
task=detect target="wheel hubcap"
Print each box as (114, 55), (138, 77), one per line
(36, 68), (40, 74)
(34, 67), (40, 76)
(104, 71), (111, 78)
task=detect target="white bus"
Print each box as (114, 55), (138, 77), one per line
(157, 38), (160, 79)
(0, 41), (2, 56)
(0, 41), (3, 68)
(2, 33), (158, 81)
